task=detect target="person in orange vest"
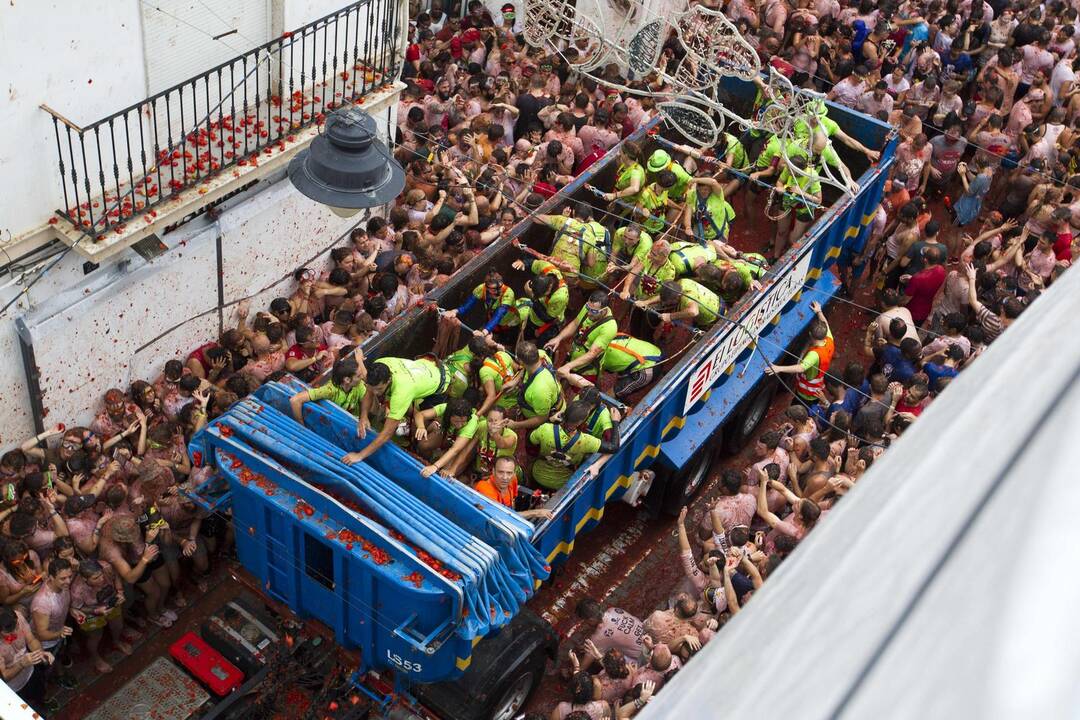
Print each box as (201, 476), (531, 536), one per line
(764, 301), (834, 405)
(473, 456), (554, 521)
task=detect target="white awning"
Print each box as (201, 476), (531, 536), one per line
(640, 265), (1080, 720)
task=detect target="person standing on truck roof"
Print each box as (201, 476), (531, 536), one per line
(443, 269), (519, 345)
(537, 203), (608, 288)
(343, 356), (450, 465)
(289, 357), (365, 423)
(506, 342), (565, 434)
(547, 290), (619, 384)
(529, 400), (618, 491)
(417, 397), (480, 478)
(765, 301), (834, 405)
(473, 456), (553, 520)
(638, 279), (722, 328)
(683, 176), (737, 247)
(513, 257), (569, 346)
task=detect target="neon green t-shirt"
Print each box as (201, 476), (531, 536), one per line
(473, 417), (518, 473)
(571, 307), (618, 361)
(611, 227), (653, 268)
(478, 351), (517, 408)
(306, 380), (366, 416)
(615, 162), (646, 204)
(637, 184), (669, 235)
(519, 362), (563, 419)
(583, 405), (613, 439)
(528, 423), (602, 489)
(634, 255), (677, 300)
(429, 402), (480, 441)
(676, 278), (722, 327)
(443, 346), (475, 398)
(544, 215), (586, 275)
(376, 357), (446, 421)
(602, 334), (663, 373)
(668, 241), (718, 277)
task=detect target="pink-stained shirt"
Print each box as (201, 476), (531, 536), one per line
(597, 662), (639, 702)
(66, 515), (99, 554)
(679, 549), (707, 593)
(243, 350), (285, 383)
(643, 610), (696, 648)
(30, 582), (70, 648)
(577, 124), (621, 153)
(1020, 45), (1054, 84)
(69, 564), (118, 612)
(590, 608), (647, 659)
(0, 612), (34, 690)
(709, 493), (757, 531)
(0, 551), (42, 613)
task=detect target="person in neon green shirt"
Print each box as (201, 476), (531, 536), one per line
(512, 258), (569, 346)
(507, 342), (565, 434)
(576, 387), (622, 445)
(793, 101), (880, 162)
(618, 239), (676, 301)
(647, 149), (692, 218)
(417, 397), (480, 478)
(343, 356), (449, 465)
(638, 278), (723, 327)
(443, 341), (478, 399)
(444, 269), (517, 337)
(602, 333), (664, 399)
(289, 356), (365, 423)
(608, 224), (653, 272)
(773, 155), (823, 261)
(537, 203), (607, 285)
(470, 407), (519, 478)
(475, 346), (519, 415)
(683, 177), (736, 247)
(634, 172), (676, 234)
(546, 290), (619, 381)
(529, 400), (616, 490)
(602, 141), (646, 207)
(667, 240), (718, 278)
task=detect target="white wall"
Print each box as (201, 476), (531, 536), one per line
(0, 0), (403, 449)
(0, 0), (396, 242)
(0, 0), (148, 237)
(2, 175), (370, 446)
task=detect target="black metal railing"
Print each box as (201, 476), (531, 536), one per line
(42, 0), (402, 241)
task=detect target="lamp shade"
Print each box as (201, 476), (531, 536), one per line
(288, 107), (405, 210)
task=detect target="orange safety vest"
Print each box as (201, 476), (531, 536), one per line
(795, 335), (835, 399)
(474, 475), (517, 507)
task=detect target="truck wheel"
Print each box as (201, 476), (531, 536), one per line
(723, 380), (776, 454)
(660, 440), (716, 516)
(487, 662), (542, 720)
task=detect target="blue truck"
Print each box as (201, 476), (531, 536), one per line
(188, 81), (896, 720)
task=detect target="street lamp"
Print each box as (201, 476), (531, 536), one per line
(288, 107), (405, 217)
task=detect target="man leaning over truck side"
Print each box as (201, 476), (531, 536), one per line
(289, 357), (366, 424)
(342, 356), (451, 466)
(765, 301), (835, 406)
(473, 456), (553, 521)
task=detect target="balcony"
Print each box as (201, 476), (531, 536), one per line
(40, 0), (405, 261)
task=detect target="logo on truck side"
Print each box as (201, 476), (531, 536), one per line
(683, 251), (814, 414)
(387, 649), (423, 673)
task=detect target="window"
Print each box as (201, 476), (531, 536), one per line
(304, 534), (335, 590)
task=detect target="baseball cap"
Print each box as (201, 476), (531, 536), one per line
(461, 28), (482, 43)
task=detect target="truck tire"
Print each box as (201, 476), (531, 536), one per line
(722, 380), (776, 454)
(659, 440), (717, 516)
(486, 657), (545, 720)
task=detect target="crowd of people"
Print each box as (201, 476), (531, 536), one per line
(4, 0), (1080, 715)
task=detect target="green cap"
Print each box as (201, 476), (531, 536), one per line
(647, 149), (671, 173)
